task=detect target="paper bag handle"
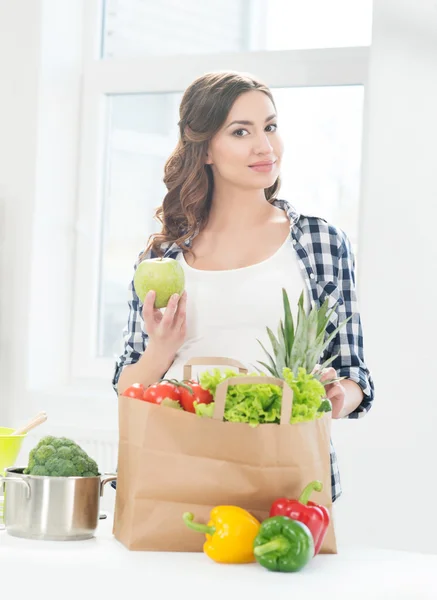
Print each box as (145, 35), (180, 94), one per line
(183, 357), (248, 381)
(213, 376), (294, 425)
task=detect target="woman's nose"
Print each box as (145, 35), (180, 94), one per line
(253, 132), (274, 154)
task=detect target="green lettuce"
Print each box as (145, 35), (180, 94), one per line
(197, 368), (240, 397)
(196, 366), (330, 425)
(198, 368), (282, 426)
(161, 398), (183, 410)
(282, 367), (328, 423)
(193, 401), (215, 418)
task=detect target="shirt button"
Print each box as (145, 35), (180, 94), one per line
(292, 239), (297, 245)
(309, 273), (315, 280)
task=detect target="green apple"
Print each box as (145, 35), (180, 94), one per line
(133, 257), (185, 308)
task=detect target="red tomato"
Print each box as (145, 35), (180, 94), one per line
(122, 383), (145, 400)
(179, 380), (213, 413)
(143, 382), (181, 405)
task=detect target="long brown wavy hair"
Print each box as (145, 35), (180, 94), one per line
(145, 71), (281, 257)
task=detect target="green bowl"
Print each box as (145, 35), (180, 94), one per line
(0, 427), (27, 477)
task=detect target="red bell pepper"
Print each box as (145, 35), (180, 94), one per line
(269, 481), (330, 555)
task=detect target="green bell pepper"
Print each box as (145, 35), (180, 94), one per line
(253, 516), (314, 572)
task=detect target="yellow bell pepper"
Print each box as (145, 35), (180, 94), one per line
(182, 506), (261, 564)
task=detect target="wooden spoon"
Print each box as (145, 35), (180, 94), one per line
(11, 412), (48, 436)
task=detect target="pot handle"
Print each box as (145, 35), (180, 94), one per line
(100, 474), (117, 497)
(0, 476), (31, 499)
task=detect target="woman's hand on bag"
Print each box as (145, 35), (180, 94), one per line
(318, 366), (346, 419)
(142, 290), (187, 364)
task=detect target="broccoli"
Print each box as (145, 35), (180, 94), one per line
(24, 436), (100, 477)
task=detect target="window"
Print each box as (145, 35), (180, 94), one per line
(102, 0), (372, 58)
(72, 0), (371, 381)
(98, 92), (181, 359)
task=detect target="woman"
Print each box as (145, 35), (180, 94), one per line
(112, 71), (374, 502)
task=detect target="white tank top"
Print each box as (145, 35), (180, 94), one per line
(164, 235), (309, 382)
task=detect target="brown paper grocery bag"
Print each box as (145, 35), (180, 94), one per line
(113, 357), (336, 554)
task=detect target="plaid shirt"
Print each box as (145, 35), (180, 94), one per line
(112, 199), (375, 502)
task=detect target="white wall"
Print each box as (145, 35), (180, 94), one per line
(1, 0), (437, 553)
(0, 0), (41, 425)
(333, 0), (437, 554)
(0, 0), (92, 425)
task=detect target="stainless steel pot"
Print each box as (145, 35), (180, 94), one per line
(1, 467), (117, 541)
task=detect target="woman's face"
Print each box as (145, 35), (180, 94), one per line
(206, 90), (283, 191)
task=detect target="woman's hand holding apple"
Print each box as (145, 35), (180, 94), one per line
(142, 289), (187, 366)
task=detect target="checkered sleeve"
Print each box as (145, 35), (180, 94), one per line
(326, 230), (375, 418)
(111, 252), (149, 394)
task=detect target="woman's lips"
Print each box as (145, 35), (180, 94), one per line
(249, 161), (276, 173)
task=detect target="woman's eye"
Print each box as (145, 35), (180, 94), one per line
(233, 128), (248, 137)
(266, 123), (278, 132)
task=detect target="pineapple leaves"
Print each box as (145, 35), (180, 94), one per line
(316, 298), (330, 335)
(256, 360), (279, 377)
(266, 327), (286, 376)
(278, 320), (287, 360)
(257, 287), (355, 381)
(282, 288), (295, 359)
(322, 314), (354, 351)
(289, 294), (307, 373)
(256, 339), (280, 378)
(312, 354), (339, 376)
(305, 306), (319, 371)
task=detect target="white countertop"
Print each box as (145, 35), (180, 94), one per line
(1, 515), (436, 600)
